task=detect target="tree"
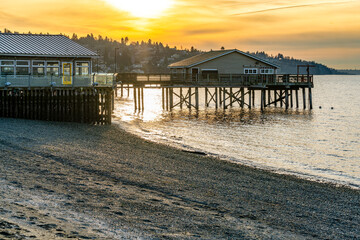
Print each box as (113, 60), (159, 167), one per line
(71, 33), (78, 41)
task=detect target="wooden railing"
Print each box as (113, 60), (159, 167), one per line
(0, 73), (116, 88)
(116, 73), (313, 86)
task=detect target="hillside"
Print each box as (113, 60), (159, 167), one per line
(250, 51), (341, 75)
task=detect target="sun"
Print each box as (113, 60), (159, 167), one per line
(104, 0), (174, 18)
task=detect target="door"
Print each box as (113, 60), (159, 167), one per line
(191, 68), (199, 81)
(62, 62), (73, 85)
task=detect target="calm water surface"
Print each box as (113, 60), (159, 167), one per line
(113, 75), (360, 189)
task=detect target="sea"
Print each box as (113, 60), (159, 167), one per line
(113, 75), (360, 189)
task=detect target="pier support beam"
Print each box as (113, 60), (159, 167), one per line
(195, 87), (199, 110)
(241, 87), (245, 108)
(302, 87), (306, 109)
(162, 88), (165, 110)
(248, 89), (252, 109)
(309, 87), (313, 109)
(296, 90), (299, 108)
(134, 87), (137, 111)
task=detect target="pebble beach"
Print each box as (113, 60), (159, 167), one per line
(0, 118), (359, 239)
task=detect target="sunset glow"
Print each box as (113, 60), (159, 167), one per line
(1, 0), (360, 68)
(103, 0), (174, 18)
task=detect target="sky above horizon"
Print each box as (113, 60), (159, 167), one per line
(1, 0), (360, 69)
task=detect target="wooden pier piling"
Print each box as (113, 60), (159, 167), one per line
(0, 88), (112, 125)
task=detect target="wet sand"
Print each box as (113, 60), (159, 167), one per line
(0, 118), (359, 239)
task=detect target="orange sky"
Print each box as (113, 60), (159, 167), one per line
(1, 0), (360, 69)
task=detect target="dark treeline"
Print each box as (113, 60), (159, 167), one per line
(1, 28), (343, 74)
(71, 33), (201, 73)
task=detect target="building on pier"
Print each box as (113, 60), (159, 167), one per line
(0, 33), (98, 86)
(0, 33), (114, 125)
(168, 49), (279, 81)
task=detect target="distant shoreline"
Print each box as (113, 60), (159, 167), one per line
(0, 118), (359, 239)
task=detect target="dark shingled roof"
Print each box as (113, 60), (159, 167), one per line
(169, 49), (278, 68)
(0, 33), (97, 57)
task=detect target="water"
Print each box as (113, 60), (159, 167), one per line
(113, 75), (360, 189)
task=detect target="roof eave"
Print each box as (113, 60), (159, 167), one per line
(0, 53), (97, 58)
(168, 65), (189, 69)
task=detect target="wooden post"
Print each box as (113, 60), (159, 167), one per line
(141, 87), (144, 111)
(219, 88), (222, 106)
(290, 89), (293, 108)
(241, 87), (245, 108)
(260, 89), (264, 111)
(134, 87), (137, 111)
(267, 89), (271, 106)
(162, 87), (165, 110)
(121, 84), (123, 97)
(166, 87), (169, 111)
(280, 90), (283, 108)
(180, 87), (183, 109)
(248, 88), (251, 109)
(296, 89), (299, 108)
(195, 87), (199, 110)
(230, 88), (233, 108)
(309, 87), (313, 109)
(223, 87), (226, 110)
(188, 88), (192, 109)
(170, 88), (173, 110)
(205, 87), (208, 107)
(252, 90), (255, 107)
(285, 89), (289, 110)
(215, 87), (218, 109)
(274, 90), (277, 107)
(138, 88), (141, 110)
(302, 87), (306, 109)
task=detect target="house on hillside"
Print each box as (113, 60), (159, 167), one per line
(168, 49), (279, 81)
(0, 33), (97, 86)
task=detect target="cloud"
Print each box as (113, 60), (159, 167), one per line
(232, 1), (355, 15)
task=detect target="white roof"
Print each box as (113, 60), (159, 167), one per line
(0, 33), (97, 58)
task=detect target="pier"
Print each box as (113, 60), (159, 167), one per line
(0, 74), (115, 125)
(116, 73), (314, 111)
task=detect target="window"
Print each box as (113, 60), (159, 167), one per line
(75, 62), (90, 76)
(201, 69), (218, 80)
(244, 68), (258, 74)
(16, 60), (30, 75)
(0, 60), (15, 75)
(260, 68), (274, 74)
(32, 61), (45, 76)
(46, 61), (60, 76)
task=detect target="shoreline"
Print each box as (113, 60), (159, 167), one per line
(0, 118), (359, 239)
(114, 119), (360, 191)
